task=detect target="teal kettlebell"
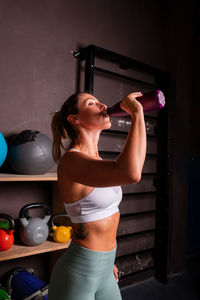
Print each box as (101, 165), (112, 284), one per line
(19, 203), (51, 246)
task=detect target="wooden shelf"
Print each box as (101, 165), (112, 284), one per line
(0, 239), (71, 261)
(0, 173), (57, 182)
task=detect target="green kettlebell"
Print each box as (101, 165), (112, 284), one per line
(49, 214), (72, 243)
(0, 284), (11, 300)
(19, 203), (51, 246)
(0, 220), (10, 230)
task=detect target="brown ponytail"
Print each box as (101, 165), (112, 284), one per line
(51, 92), (84, 163)
(51, 111), (67, 163)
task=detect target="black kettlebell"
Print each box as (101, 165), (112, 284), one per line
(0, 214), (15, 251)
(19, 203), (51, 246)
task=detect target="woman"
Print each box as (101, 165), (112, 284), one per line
(48, 91), (146, 300)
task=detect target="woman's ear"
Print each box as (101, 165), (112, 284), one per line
(67, 114), (79, 125)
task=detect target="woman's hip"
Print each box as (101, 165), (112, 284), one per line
(56, 241), (116, 276)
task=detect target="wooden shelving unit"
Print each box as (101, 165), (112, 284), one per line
(0, 172), (67, 268)
(0, 173), (57, 182)
(0, 239), (71, 261)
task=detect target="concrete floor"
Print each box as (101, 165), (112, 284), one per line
(121, 273), (199, 300)
(121, 267), (200, 300)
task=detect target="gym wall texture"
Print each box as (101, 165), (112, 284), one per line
(0, 0), (199, 282)
(0, 0), (170, 137)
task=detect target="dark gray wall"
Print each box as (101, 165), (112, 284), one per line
(167, 0), (198, 274)
(0, 0), (169, 138)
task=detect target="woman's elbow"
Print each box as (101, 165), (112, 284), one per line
(126, 173), (141, 184)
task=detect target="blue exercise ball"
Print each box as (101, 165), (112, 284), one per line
(0, 132), (8, 167)
(8, 130), (54, 175)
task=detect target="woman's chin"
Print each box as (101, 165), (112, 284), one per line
(103, 121), (112, 129)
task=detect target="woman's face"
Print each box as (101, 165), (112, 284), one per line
(72, 93), (111, 130)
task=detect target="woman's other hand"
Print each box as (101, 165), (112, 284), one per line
(113, 264), (119, 282)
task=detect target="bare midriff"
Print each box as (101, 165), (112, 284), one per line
(71, 211), (120, 251)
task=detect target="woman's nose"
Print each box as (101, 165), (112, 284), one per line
(99, 102), (107, 111)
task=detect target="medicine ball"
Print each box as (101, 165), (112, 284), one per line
(7, 130), (54, 175)
(0, 132), (8, 168)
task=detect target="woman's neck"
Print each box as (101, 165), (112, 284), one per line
(73, 129), (101, 159)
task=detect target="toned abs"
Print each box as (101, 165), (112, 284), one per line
(71, 211), (120, 251)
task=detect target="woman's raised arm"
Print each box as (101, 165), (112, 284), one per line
(58, 92), (146, 187)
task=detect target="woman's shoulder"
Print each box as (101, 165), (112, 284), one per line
(58, 151), (74, 169)
(57, 154), (74, 187)
(57, 150), (82, 175)
(61, 149), (80, 159)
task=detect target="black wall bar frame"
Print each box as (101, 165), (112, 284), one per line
(73, 44), (170, 284)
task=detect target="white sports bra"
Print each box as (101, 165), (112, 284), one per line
(63, 148), (122, 223)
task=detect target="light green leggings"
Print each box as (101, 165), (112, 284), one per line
(48, 241), (122, 300)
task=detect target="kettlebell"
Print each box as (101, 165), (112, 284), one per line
(19, 203), (51, 246)
(49, 214), (72, 243)
(0, 219), (10, 230)
(0, 284), (11, 300)
(0, 214), (15, 251)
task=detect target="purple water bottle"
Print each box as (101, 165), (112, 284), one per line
(106, 89), (165, 117)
